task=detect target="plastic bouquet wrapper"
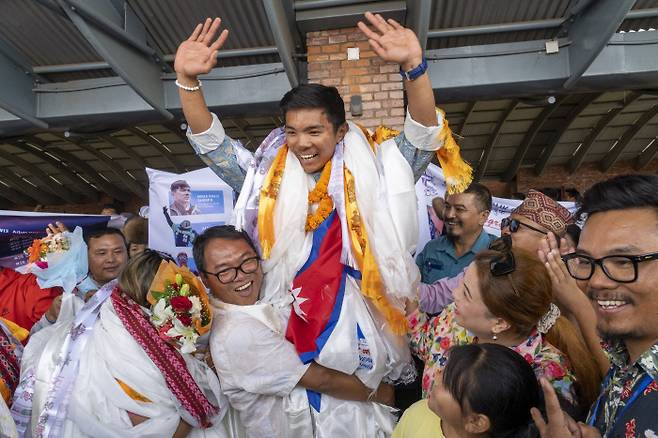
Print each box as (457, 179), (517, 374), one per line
(23, 226), (88, 294)
(147, 261), (213, 354)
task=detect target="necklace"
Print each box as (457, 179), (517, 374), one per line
(305, 161), (334, 231)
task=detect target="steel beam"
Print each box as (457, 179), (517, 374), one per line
(458, 102), (477, 136)
(0, 43), (48, 129)
(569, 92), (642, 173)
(26, 137), (132, 202)
(296, 1), (406, 33)
(534, 93), (600, 175)
(502, 97), (564, 182)
(600, 104), (658, 172)
(428, 18), (564, 39)
(406, 0), (432, 51)
(0, 182), (33, 206)
(8, 140), (100, 200)
(562, 0), (636, 89)
(0, 145), (81, 203)
(128, 128), (187, 173)
(263, 0), (301, 87)
(474, 101), (517, 181)
(57, 0), (173, 120)
(635, 136), (658, 169)
(100, 134), (148, 170)
(0, 167), (52, 205)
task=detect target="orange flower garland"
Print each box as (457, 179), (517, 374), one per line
(305, 161), (334, 231)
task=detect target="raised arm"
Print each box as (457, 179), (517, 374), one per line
(357, 12), (437, 127)
(299, 362), (394, 406)
(174, 18), (228, 134)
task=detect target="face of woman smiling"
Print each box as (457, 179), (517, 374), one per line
(284, 108), (347, 174)
(453, 265), (500, 339)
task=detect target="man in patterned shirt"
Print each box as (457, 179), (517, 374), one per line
(533, 174), (658, 438)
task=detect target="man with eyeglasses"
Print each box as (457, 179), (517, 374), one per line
(193, 226), (396, 437)
(533, 174), (658, 438)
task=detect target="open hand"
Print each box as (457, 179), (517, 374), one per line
(46, 221), (68, 236)
(532, 378), (601, 438)
(357, 12), (423, 70)
(538, 233), (585, 313)
(174, 18), (229, 81)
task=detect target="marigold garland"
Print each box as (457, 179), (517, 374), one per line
(305, 160), (334, 231)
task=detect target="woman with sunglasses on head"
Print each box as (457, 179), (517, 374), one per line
(15, 250), (232, 437)
(407, 244), (602, 418)
(394, 344), (546, 438)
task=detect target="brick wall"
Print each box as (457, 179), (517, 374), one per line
(517, 159), (658, 194)
(307, 27), (405, 130)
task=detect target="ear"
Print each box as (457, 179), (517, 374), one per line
(464, 413), (491, 434)
(336, 122), (348, 141)
(479, 209), (490, 226)
(491, 317), (511, 335)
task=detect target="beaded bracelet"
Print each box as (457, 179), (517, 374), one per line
(175, 79), (202, 92)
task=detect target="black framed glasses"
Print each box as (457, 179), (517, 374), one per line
(202, 256), (260, 284)
(505, 218), (548, 236)
(562, 252), (658, 283)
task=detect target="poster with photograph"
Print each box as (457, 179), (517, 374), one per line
(147, 167), (234, 274)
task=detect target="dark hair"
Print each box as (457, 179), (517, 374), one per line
(170, 180), (190, 192)
(193, 225), (258, 273)
(279, 84), (346, 132)
(118, 249), (173, 306)
(443, 344), (541, 437)
(577, 174), (658, 222)
(102, 203), (121, 213)
(538, 187), (560, 201)
(564, 187), (582, 204)
(463, 182), (492, 212)
(85, 227), (128, 249)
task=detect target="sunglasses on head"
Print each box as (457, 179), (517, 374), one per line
(489, 251), (520, 295)
(501, 218), (548, 235)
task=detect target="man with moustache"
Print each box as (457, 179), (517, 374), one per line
(533, 174), (658, 437)
(416, 183), (495, 284)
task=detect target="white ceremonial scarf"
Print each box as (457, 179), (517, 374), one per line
(20, 300), (233, 438)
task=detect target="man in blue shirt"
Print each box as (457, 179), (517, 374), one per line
(416, 183), (496, 283)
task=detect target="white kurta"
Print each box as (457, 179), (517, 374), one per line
(21, 299), (233, 438)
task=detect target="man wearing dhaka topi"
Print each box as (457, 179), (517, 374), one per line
(175, 13), (471, 437)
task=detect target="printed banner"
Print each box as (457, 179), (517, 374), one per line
(0, 211), (110, 269)
(415, 164), (577, 254)
(147, 167), (234, 274)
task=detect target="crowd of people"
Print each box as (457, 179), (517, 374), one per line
(0, 12), (656, 438)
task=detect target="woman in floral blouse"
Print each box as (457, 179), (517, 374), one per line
(408, 246), (602, 415)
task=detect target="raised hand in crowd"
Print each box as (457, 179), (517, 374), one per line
(538, 233), (609, 375)
(174, 17), (228, 82)
(174, 17), (229, 133)
(357, 12), (437, 127)
(532, 378), (601, 438)
(46, 221), (68, 236)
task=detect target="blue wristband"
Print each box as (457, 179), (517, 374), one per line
(399, 58), (428, 81)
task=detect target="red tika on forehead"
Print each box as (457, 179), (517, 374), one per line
(512, 190), (573, 236)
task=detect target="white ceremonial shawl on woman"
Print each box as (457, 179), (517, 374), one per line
(21, 300), (233, 438)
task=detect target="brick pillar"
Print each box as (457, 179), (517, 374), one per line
(307, 28), (405, 131)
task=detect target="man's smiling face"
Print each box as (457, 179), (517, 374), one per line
(284, 108), (347, 174)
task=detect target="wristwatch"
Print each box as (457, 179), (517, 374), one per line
(399, 58), (428, 81)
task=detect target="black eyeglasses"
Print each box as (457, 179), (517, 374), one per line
(562, 252), (658, 283)
(502, 218), (548, 236)
(202, 256), (260, 284)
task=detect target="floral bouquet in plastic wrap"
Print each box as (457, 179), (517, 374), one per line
(23, 226), (88, 294)
(147, 261), (213, 354)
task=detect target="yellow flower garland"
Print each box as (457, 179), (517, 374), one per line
(305, 161), (334, 231)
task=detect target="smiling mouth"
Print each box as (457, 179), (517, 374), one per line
(594, 298), (631, 311)
(299, 153), (319, 161)
(235, 281), (253, 293)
